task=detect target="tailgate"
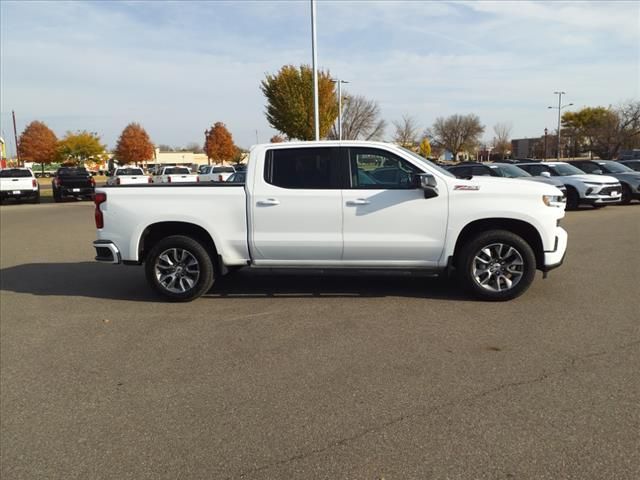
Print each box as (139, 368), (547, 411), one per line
(0, 178), (35, 191)
(169, 175), (197, 183)
(60, 177), (92, 188)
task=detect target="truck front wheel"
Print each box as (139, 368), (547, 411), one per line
(457, 230), (537, 301)
(144, 235), (215, 302)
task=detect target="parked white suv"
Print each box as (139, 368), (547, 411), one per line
(152, 166), (199, 184)
(517, 162), (621, 209)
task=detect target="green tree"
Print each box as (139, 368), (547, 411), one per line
(261, 65), (338, 140)
(419, 138), (432, 158)
(17, 121), (58, 173)
(114, 123), (155, 165)
(56, 131), (106, 165)
(561, 103), (640, 159)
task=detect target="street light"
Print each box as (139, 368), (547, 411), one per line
(310, 0), (319, 141)
(330, 79), (349, 141)
(544, 127), (548, 160)
(548, 91), (573, 161)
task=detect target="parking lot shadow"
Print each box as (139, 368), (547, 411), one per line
(0, 262), (159, 302)
(0, 263), (470, 302)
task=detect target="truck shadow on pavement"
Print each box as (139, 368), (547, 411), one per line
(0, 263), (472, 302)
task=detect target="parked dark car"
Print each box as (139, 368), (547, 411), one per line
(52, 167), (95, 202)
(446, 162), (499, 178)
(226, 171), (246, 183)
(619, 159), (640, 172)
(446, 162), (567, 195)
(568, 160), (640, 204)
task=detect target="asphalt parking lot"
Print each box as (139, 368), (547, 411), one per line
(1, 201), (639, 479)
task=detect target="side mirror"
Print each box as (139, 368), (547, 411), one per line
(540, 171), (551, 178)
(414, 173), (439, 199)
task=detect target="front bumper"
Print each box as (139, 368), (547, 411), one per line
(542, 227), (568, 272)
(93, 240), (121, 264)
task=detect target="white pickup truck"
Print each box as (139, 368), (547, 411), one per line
(106, 167), (151, 186)
(0, 168), (40, 204)
(93, 141), (568, 302)
(152, 166), (199, 184)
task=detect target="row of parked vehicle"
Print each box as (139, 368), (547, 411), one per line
(0, 164), (248, 204)
(444, 159), (640, 209)
(105, 165), (246, 186)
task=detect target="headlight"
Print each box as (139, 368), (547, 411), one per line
(543, 195), (566, 207)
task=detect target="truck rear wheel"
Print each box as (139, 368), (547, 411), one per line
(144, 235), (215, 302)
(457, 230), (536, 301)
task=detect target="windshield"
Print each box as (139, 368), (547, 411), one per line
(598, 161), (634, 173)
(58, 168), (88, 176)
(490, 164), (531, 178)
(398, 147), (455, 178)
(549, 163), (585, 176)
(116, 168), (144, 176)
(0, 169), (32, 178)
(165, 167), (190, 175)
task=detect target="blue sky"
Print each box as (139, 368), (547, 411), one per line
(1, 0), (638, 154)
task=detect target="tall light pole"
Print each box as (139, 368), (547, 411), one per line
(331, 79), (349, 140)
(548, 92), (573, 161)
(544, 127), (548, 160)
(310, 0), (319, 141)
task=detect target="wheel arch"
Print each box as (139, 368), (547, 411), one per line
(452, 218), (545, 270)
(138, 221), (219, 269)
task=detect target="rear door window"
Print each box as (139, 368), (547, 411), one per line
(264, 147), (339, 189)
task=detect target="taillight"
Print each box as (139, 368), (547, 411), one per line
(218, 174), (223, 181)
(32, 179), (37, 188)
(168, 177), (172, 183)
(148, 177), (152, 183)
(54, 178), (61, 187)
(116, 177), (121, 185)
(196, 176), (200, 183)
(94, 192), (107, 229)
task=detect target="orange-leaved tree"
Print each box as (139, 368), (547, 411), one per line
(18, 121), (58, 172)
(114, 123), (155, 165)
(204, 122), (236, 165)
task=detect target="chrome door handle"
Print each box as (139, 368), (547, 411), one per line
(346, 199), (370, 206)
(257, 198), (280, 206)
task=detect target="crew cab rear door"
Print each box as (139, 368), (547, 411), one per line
(341, 147), (448, 267)
(249, 146), (343, 263)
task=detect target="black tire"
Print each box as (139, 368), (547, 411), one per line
(31, 192), (41, 204)
(620, 184), (632, 205)
(144, 235), (215, 302)
(565, 186), (579, 210)
(457, 230), (537, 301)
(53, 190), (61, 203)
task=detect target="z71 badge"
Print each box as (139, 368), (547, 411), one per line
(454, 185), (481, 191)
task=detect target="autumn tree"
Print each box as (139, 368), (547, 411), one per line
(204, 122), (236, 165)
(270, 135), (286, 143)
(429, 114), (485, 161)
(17, 121), (58, 172)
(56, 130), (106, 165)
(261, 64), (338, 140)
(328, 94), (386, 140)
(419, 137), (432, 158)
(392, 115), (420, 148)
(114, 123), (155, 166)
(492, 122), (512, 160)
